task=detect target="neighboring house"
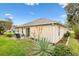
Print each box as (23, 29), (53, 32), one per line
(15, 18), (67, 44)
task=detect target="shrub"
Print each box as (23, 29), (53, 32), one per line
(64, 31), (70, 38)
(72, 25), (79, 39)
(69, 31), (75, 38)
(0, 26), (5, 35)
(32, 38), (54, 56)
(4, 30), (15, 37)
(52, 44), (73, 56)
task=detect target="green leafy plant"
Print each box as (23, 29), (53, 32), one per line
(52, 44), (73, 56)
(4, 30), (15, 37)
(72, 25), (79, 39)
(0, 26), (5, 35)
(32, 38), (54, 56)
(64, 31), (70, 38)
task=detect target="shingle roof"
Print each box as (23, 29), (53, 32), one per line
(17, 18), (66, 27)
(23, 18), (56, 26)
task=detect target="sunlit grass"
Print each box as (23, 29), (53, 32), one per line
(68, 32), (79, 55)
(68, 37), (79, 55)
(0, 36), (34, 56)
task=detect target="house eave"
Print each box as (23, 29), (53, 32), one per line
(16, 23), (52, 28)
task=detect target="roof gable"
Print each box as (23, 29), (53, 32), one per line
(17, 18), (66, 28)
(23, 18), (56, 26)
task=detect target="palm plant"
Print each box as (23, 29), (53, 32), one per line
(32, 38), (54, 56)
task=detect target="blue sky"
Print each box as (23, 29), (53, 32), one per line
(0, 3), (67, 25)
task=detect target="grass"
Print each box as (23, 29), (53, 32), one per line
(66, 32), (79, 55)
(0, 36), (34, 56)
(0, 32), (79, 56)
(68, 37), (79, 55)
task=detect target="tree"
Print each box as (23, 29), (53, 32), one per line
(6, 18), (13, 23)
(65, 3), (79, 39)
(65, 3), (79, 28)
(5, 18), (13, 30)
(0, 26), (5, 35)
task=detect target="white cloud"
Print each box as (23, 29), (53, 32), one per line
(5, 13), (12, 16)
(58, 3), (68, 8)
(24, 3), (39, 6)
(61, 14), (67, 18)
(8, 16), (13, 19)
(5, 13), (13, 19)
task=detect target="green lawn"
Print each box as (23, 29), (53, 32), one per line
(67, 32), (79, 55)
(0, 36), (34, 56)
(0, 34), (79, 56)
(68, 37), (79, 55)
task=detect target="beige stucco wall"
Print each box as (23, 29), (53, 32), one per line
(53, 25), (67, 43)
(30, 24), (67, 43)
(30, 25), (53, 43)
(16, 24), (67, 44)
(15, 27), (22, 34)
(16, 27), (23, 35)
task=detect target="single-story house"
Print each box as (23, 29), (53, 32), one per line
(15, 18), (67, 44)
